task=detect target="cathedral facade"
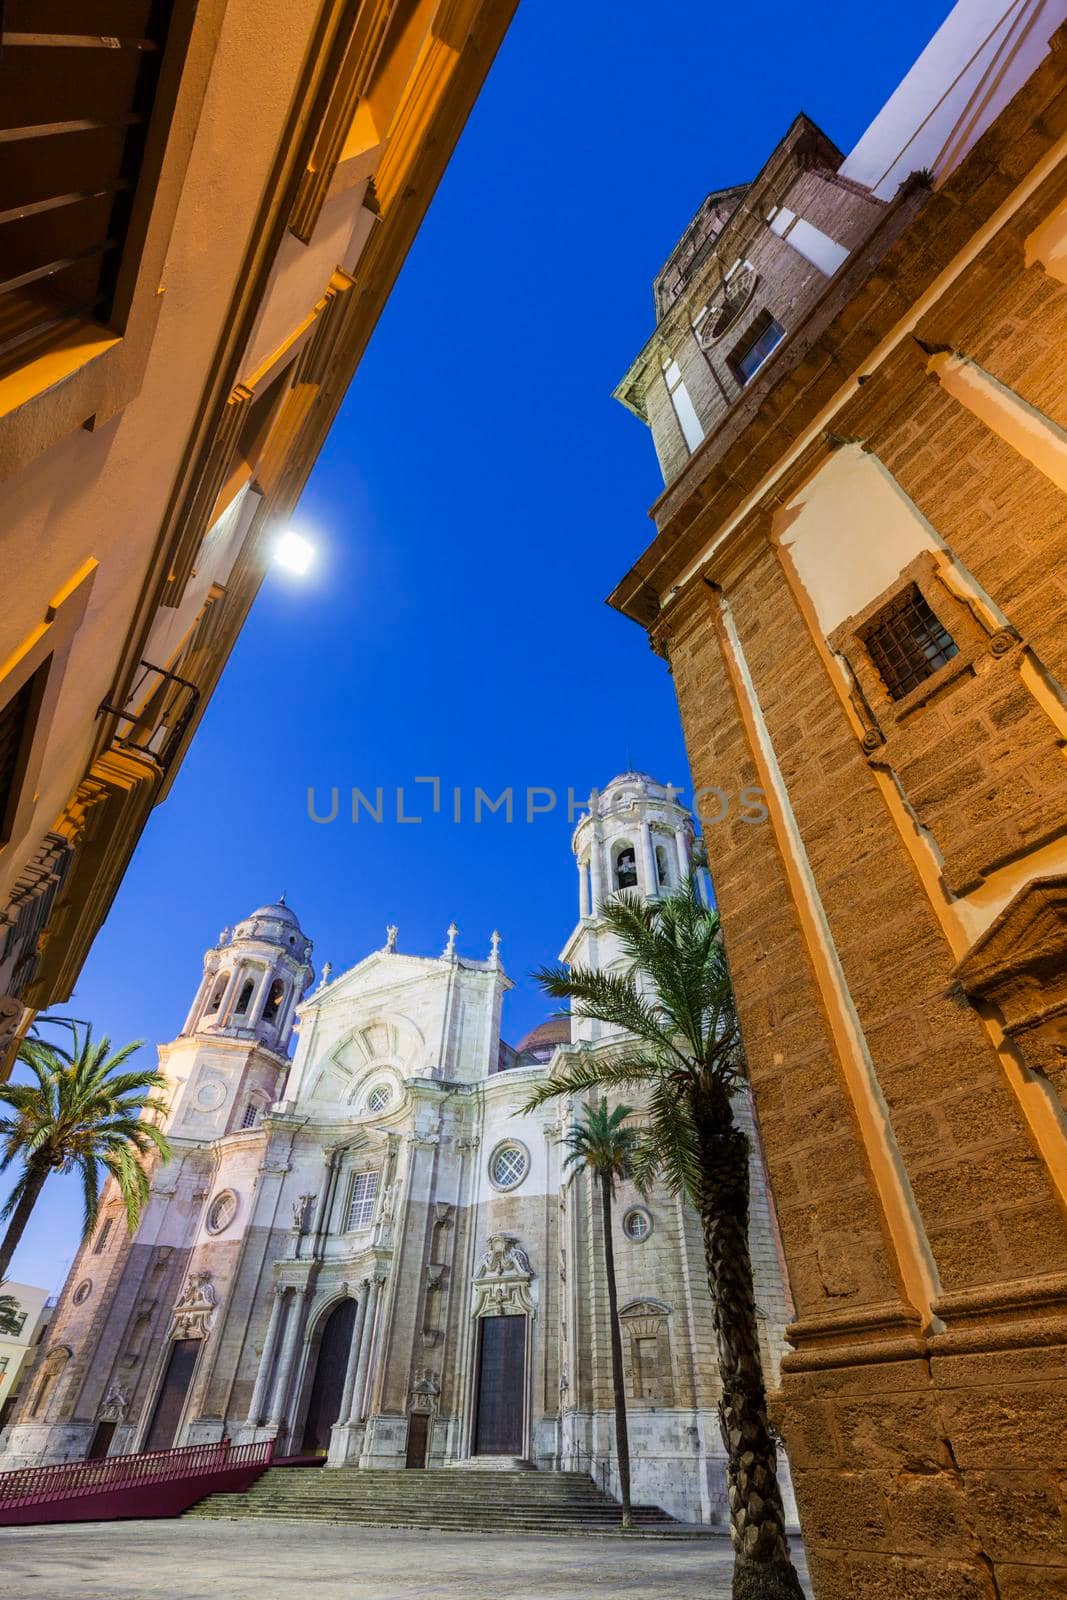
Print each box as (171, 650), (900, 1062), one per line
(0, 774), (793, 1526)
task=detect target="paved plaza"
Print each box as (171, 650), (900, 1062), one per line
(0, 1519), (811, 1600)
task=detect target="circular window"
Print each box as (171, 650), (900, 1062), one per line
(622, 1208), (652, 1242)
(366, 1083), (393, 1114)
(489, 1142), (530, 1191)
(72, 1279), (92, 1305)
(205, 1190), (238, 1235)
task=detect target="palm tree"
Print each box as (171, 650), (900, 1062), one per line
(0, 1291), (22, 1336)
(524, 881), (804, 1600)
(560, 1099), (640, 1529)
(0, 1027), (171, 1284)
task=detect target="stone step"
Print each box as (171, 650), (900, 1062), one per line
(186, 1466), (678, 1532)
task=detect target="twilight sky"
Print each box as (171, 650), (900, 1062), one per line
(5, 0), (953, 1291)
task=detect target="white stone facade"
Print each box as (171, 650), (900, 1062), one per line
(0, 775), (796, 1525)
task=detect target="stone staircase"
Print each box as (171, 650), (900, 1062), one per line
(186, 1466), (685, 1535)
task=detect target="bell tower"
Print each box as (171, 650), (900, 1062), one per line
(560, 772), (699, 1043)
(160, 898), (314, 1139)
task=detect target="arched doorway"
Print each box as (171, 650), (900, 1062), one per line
(301, 1299), (356, 1454)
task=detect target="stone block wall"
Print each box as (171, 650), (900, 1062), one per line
(624, 47), (1067, 1597)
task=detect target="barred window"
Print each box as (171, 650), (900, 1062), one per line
(345, 1171), (379, 1231)
(862, 585), (958, 701)
(240, 1102), (259, 1130)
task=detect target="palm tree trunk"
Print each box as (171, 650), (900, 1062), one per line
(691, 1086), (804, 1600)
(0, 1163), (49, 1285)
(599, 1171), (633, 1528)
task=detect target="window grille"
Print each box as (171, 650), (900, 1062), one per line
(345, 1171), (379, 1231)
(240, 1102), (259, 1130)
(0, 2), (178, 380)
(862, 584), (958, 701)
(623, 1208), (652, 1241)
(490, 1144), (528, 1190)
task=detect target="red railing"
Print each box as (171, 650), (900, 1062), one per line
(0, 1438), (275, 1525)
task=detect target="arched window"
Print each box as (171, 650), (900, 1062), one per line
(205, 975), (228, 1014)
(262, 978), (286, 1024)
(234, 979), (255, 1015)
(655, 844), (671, 890)
(614, 846), (638, 891)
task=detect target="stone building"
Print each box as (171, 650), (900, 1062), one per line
(609, 2), (1067, 1594)
(0, 774), (795, 1526)
(0, 0), (516, 1078)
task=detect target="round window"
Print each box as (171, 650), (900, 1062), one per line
(206, 1190), (238, 1235)
(489, 1142), (529, 1191)
(366, 1083), (393, 1114)
(72, 1279), (92, 1305)
(622, 1207), (652, 1242)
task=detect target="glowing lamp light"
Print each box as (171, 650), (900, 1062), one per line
(273, 530), (314, 576)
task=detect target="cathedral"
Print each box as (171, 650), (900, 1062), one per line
(0, 774), (793, 1525)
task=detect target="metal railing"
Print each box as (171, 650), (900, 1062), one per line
(0, 1437), (273, 1511)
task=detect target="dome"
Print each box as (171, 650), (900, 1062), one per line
(603, 770), (656, 791)
(515, 1017), (571, 1056)
(247, 899), (300, 926)
(229, 894), (311, 960)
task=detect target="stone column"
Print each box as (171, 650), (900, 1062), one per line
(247, 964), (273, 1025)
(578, 859), (591, 919)
(181, 971), (212, 1036)
(267, 1286), (309, 1427)
(674, 826), (689, 882)
(589, 833), (604, 914)
(215, 964), (244, 1026)
(339, 1282), (371, 1425)
(246, 1285), (286, 1425)
(351, 1273), (385, 1422)
(639, 820), (657, 896)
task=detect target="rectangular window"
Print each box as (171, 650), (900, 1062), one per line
(861, 584), (958, 701)
(731, 313), (785, 385)
(0, 659), (50, 845)
(663, 359), (705, 453)
(93, 1217), (113, 1254)
(0, 2), (178, 380)
(240, 1102), (259, 1130)
(345, 1171), (379, 1232)
(0, 1357), (8, 1375)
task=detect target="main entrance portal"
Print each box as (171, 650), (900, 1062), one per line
(473, 1314), (525, 1456)
(302, 1298), (357, 1454)
(144, 1338), (200, 1452)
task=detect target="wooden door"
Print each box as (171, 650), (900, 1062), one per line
(87, 1419), (116, 1460)
(405, 1410), (430, 1468)
(473, 1315), (525, 1456)
(301, 1298), (357, 1454)
(144, 1339), (199, 1452)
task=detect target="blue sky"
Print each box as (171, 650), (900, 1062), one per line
(5, 0), (952, 1291)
